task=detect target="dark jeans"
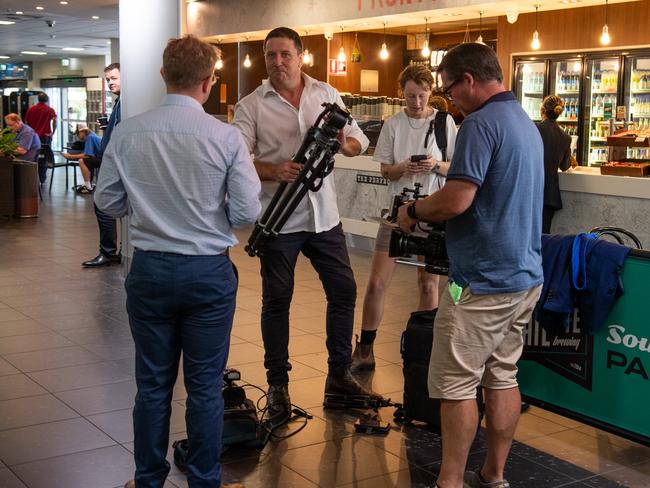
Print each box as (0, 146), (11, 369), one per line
(38, 136), (53, 184)
(126, 250), (237, 488)
(542, 206), (556, 234)
(260, 223), (356, 385)
(94, 203), (118, 256)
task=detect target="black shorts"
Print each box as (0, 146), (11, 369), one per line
(83, 155), (102, 169)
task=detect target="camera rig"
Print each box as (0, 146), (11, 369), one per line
(386, 184), (449, 276)
(245, 102), (352, 257)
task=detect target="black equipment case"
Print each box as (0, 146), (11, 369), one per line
(396, 309), (483, 432)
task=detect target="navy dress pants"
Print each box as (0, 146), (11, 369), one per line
(125, 250), (237, 488)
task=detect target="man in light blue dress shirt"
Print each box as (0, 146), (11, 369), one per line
(95, 35), (260, 488)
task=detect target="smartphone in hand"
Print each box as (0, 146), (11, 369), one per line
(410, 154), (428, 163)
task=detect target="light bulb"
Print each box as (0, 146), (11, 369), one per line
(421, 40), (430, 58)
(379, 42), (389, 60)
(600, 24), (611, 45)
(215, 57), (223, 70)
(475, 35), (485, 45)
(531, 31), (540, 50)
(338, 46), (346, 63)
(302, 49), (312, 65)
(243, 54), (251, 68)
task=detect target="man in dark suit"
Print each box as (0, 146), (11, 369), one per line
(82, 62), (122, 267)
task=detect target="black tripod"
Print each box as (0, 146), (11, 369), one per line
(245, 102), (352, 257)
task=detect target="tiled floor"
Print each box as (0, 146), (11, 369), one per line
(1, 169), (649, 488)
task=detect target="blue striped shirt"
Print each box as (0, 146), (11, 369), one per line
(95, 94), (262, 255)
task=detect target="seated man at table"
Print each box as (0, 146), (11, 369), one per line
(61, 125), (102, 194)
(4, 113), (41, 163)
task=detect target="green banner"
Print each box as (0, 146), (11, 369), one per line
(518, 255), (650, 444)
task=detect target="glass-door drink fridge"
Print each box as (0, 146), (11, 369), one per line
(512, 51), (650, 167)
(550, 58), (582, 161)
(514, 60), (546, 122)
(583, 57), (620, 166)
(624, 54), (650, 160)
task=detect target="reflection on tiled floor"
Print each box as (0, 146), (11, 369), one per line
(1, 170), (650, 487)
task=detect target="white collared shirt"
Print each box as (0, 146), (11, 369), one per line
(233, 73), (369, 234)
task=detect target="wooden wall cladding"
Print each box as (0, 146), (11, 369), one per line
(327, 32), (406, 97)
(497, 0), (650, 84)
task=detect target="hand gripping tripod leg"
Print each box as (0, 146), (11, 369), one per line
(245, 102), (352, 257)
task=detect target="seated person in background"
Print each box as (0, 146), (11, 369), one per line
(62, 125), (102, 194)
(4, 113), (41, 162)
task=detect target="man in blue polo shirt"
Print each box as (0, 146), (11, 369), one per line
(61, 125), (102, 194)
(397, 43), (543, 488)
(4, 113), (41, 163)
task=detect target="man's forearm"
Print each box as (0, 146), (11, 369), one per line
(414, 180), (478, 222)
(253, 160), (277, 181)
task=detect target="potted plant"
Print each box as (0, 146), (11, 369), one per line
(0, 127), (17, 217)
(0, 127), (18, 161)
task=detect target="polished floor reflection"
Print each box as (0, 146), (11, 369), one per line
(1, 171), (649, 487)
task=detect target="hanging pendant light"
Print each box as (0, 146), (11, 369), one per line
(338, 26), (346, 63)
(476, 11), (486, 44)
(302, 30), (313, 65)
(421, 17), (431, 58)
(215, 40), (223, 70)
(462, 23), (471, 44)
(531, 5), (541, 50)
(380, 21), (389, 60)
(600, 0), (611, 45)
(242, 37), (252, 68)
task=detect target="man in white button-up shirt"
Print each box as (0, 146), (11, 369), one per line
(233, 27), (378, 424)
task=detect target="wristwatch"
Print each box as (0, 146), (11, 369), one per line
(407, 201), (418, 220)
(432, 161), (441, 173)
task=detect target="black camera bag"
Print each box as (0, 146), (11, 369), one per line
(396, 308), (483, 432)
(173, 386), (267, 473)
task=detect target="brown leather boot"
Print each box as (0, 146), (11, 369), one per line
(350, 334), (376, 372)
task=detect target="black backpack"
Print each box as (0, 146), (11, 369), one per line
(433, 110), (449, 162)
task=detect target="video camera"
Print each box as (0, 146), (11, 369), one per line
(245, 102), (352, 257)
(386, 183), (449, 276)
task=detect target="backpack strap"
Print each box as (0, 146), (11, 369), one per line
(434, 110), (448, 162)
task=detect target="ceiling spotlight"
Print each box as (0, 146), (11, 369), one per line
(60, 1), (68, 4)
(36, 6), (44, 10)
(16, 11), (23, 14)
(92, 15), (100, 20)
